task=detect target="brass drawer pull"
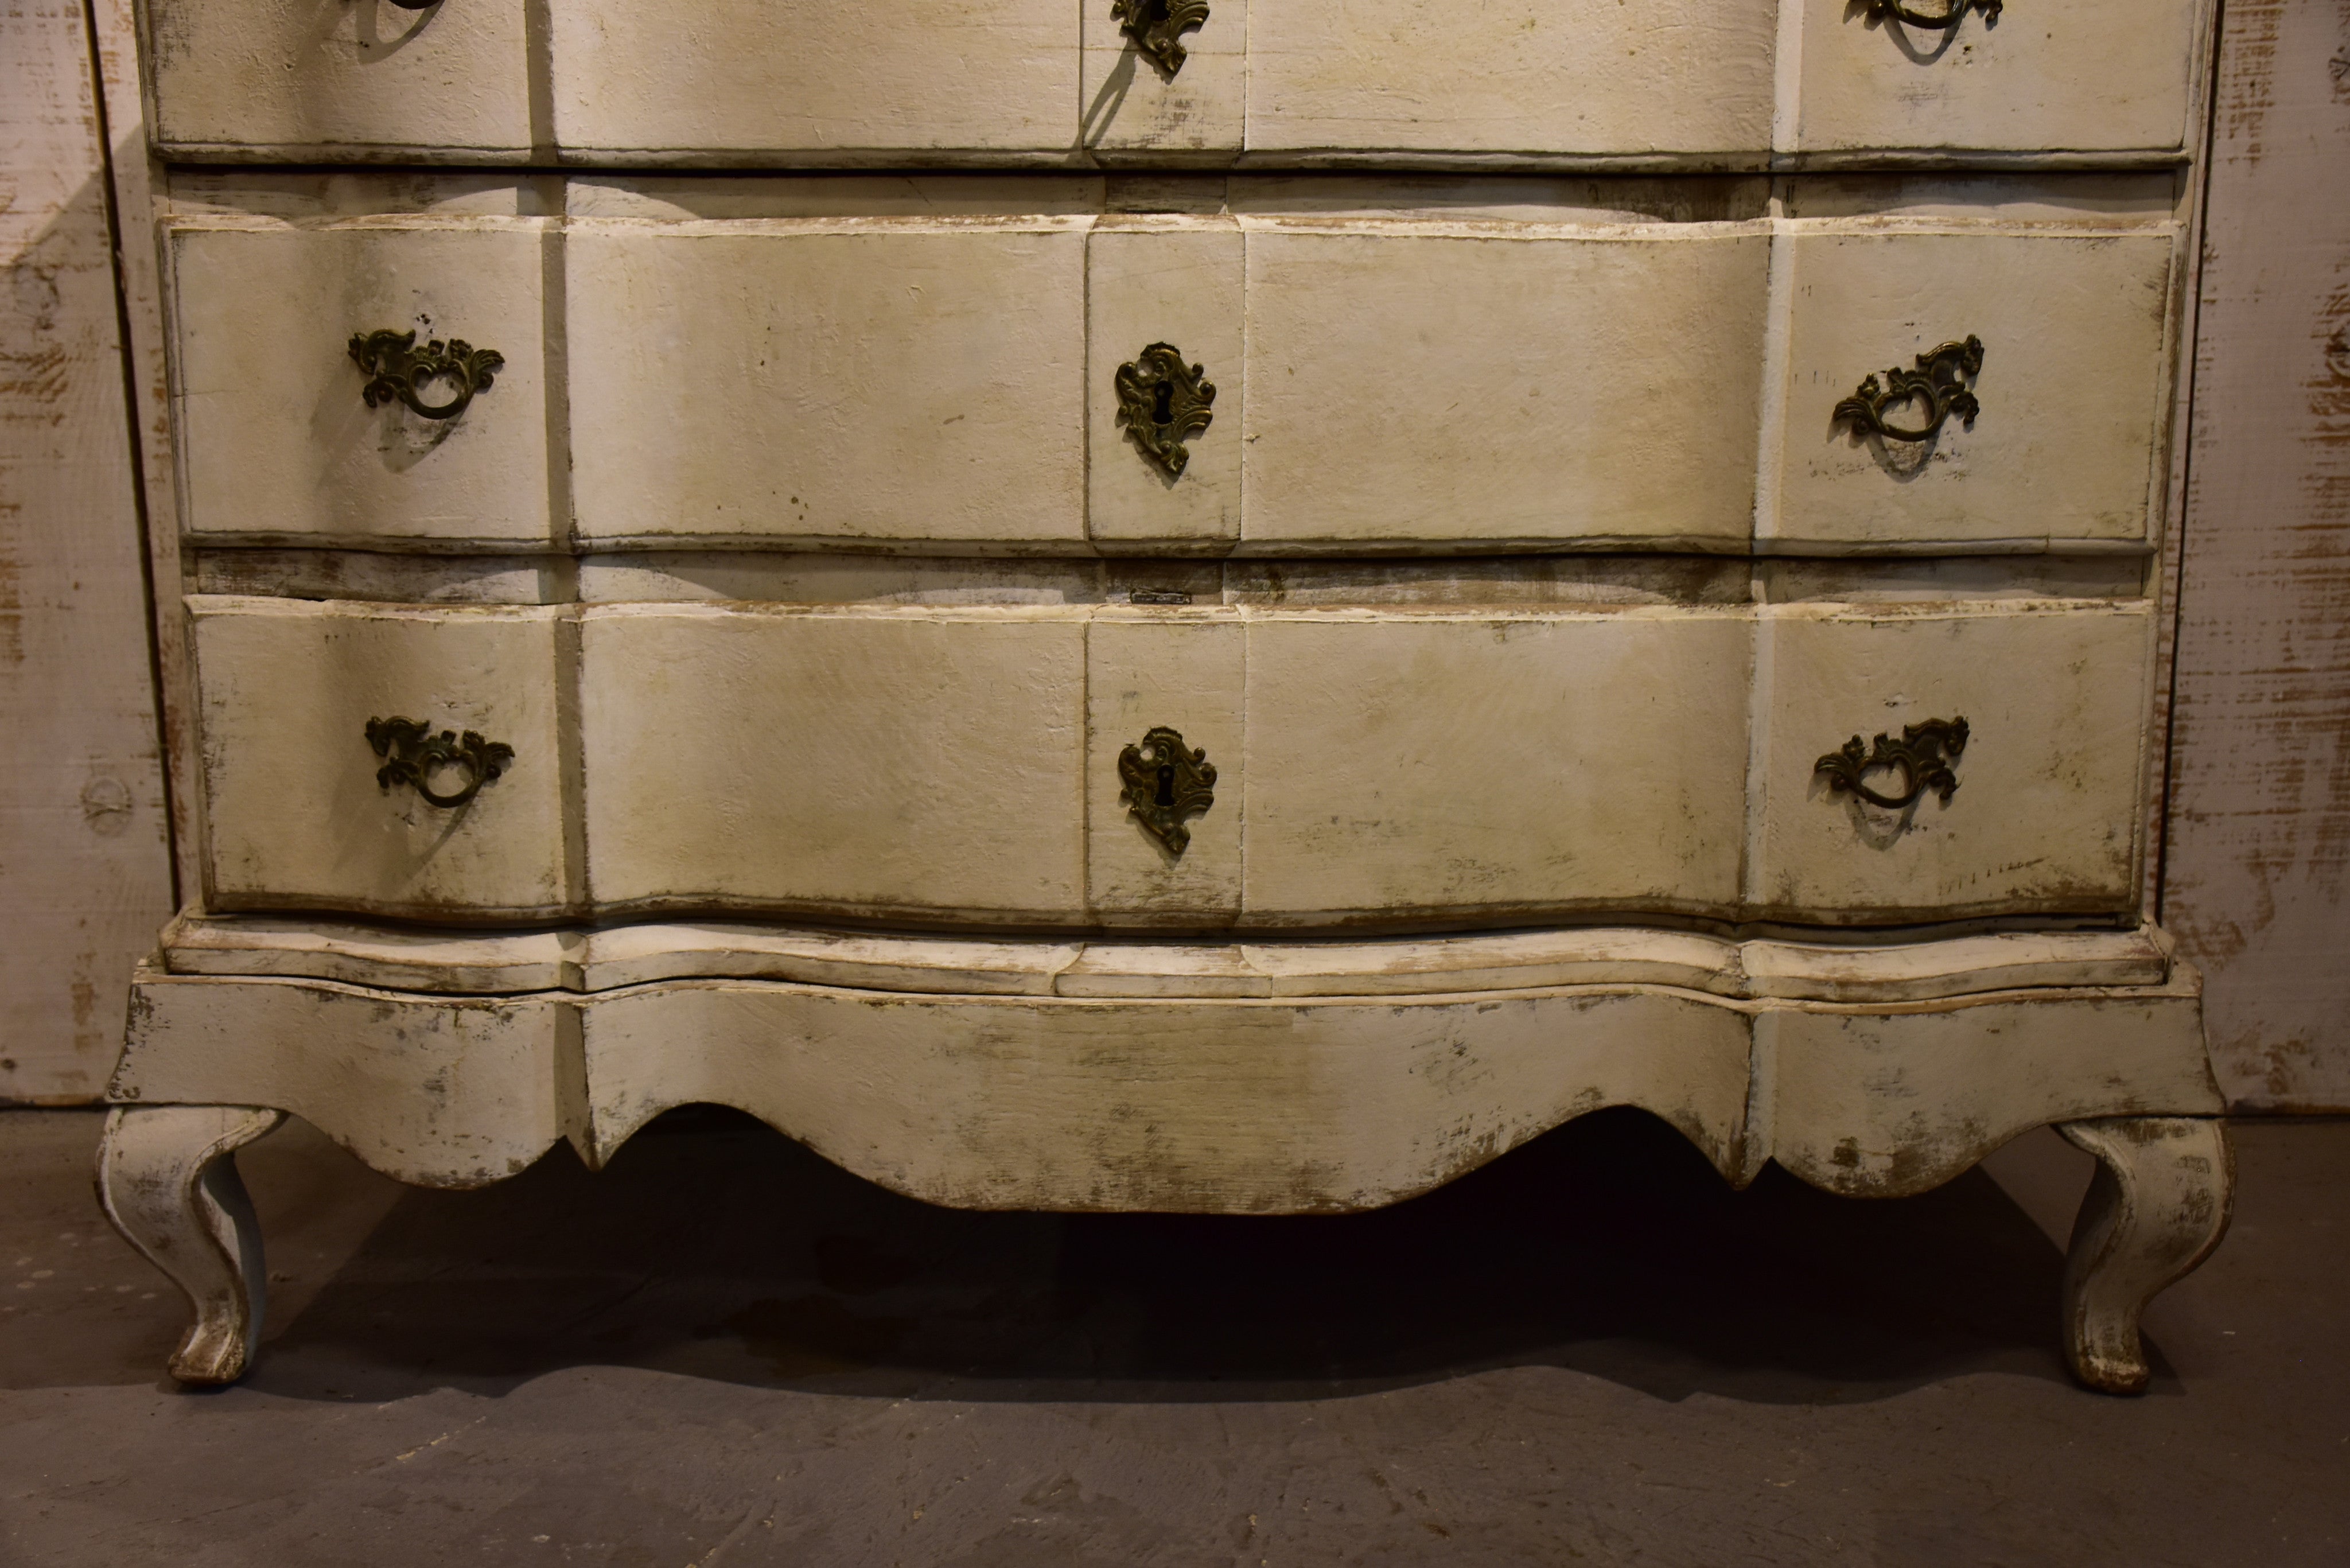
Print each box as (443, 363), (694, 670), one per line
(1816, 718), (1969, 811)
(1112, 0), (1210, 76)
(367, 717), (513, 809)
(1860, 0), (2000, 30)
(1832, 336), (1983, 444)
(1115, 343), (1216, 478)
(349, 329), (505, 422)
(1119, 725), (1216, 855)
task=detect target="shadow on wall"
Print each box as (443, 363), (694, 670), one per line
(111, 1103), (2119, 1409)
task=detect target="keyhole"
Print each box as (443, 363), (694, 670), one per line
(1155, 763), (1176, 807)
(1152, 379), (1174, 426)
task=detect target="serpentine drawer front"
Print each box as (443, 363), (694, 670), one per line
(144, 0), (2207, 165)
(187, 595), (2147, 928)
(165, 174), (2179, 553)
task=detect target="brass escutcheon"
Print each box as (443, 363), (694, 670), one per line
(1114, 343), (1216, 478)
(1112, 0), (1211, 75)
(1119, 725), (1216, 855)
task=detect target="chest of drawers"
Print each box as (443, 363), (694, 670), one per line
(104, 1), (2233, 1395)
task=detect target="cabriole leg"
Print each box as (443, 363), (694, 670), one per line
(95, 1105), (287, 1386)
(2056, 1116), (2234, 1396)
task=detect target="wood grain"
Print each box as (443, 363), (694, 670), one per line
(2161, 0), (2350, 1110)
(0, 0), (175, 1102)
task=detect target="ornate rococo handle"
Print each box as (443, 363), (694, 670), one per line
(1861, 0), (2001, 29)
(348, 329), (504, 421)
(1832, 336), (1984, 443)
(1815, 717), (1970, 811)
(367, 717), (514, 810)
(1119, 725), (1216, 855)
(1115, 343), (1216, 478)
(1112, 0), (1211, 75)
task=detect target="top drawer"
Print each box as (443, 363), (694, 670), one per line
(145, 0), (2209, 166)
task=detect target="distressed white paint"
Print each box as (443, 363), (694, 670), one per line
(564, 220), (1088, 547)
(1240, 609), (1753, 923)
(1085, 610), (1246, 922)
(1765, 228), (2177, 549)
(1239, 223), (1771, 548)
(1784, 0), (2205, 159)
(1763, 976), (2223, 1197)
(189, 597), (574, 919)
(114, 967), (580, 1188)
(551, 0), (1078, 160)
(0, 0), (176, 1102)
(1085, 220), (1243, 544)
(1746, 601), (2153, 921)
(1080, 0), (1246, 157)
(168, 219), (556, 546)
(156, 913), (2180, 1004)
(579, 604), (1088, 921)
(144, 0), (533, 161)
(1242, 0), (1779, 158)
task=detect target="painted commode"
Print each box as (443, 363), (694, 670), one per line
(108, 0), (2231, 1392)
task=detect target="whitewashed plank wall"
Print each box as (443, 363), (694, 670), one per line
(0, 0), (176, 1102)
(2164, 0), (2350, 1111)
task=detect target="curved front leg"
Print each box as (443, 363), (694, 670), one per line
(95, 1106), (287, 1385)
(2057, 1117), (2234, 1395)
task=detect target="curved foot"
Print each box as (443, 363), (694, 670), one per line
(95, 1106), (286, 1385)
(2057, 1116), (2234, 1395)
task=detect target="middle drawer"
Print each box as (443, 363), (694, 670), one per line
(187, 593), (2151, 931)
(166, 175), (2181, 556)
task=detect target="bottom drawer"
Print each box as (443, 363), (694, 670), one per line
(186, 595), (2150, 928)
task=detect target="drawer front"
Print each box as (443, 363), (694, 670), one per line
(566, 224), (1090, 547)
(580, 607), (1090, 922)
(185, 597), (2148, 929)
(1788, 0), (2204, 159)
(553, 0), (1077, 159)
(1240, 228), (1768, 549)
(147, 0), (531, 160)
(1238, 612), (1753, 924)
(148, 0), (2203, 162)
(189, 598), (572, 920)
(173, 182), (2175, 552)
(1768, 229), (2176, 550)
(170, 223), (554, 547)
(1750, 602), (2151, 921)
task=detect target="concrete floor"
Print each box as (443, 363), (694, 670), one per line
(0, 1107), (2341, 1566)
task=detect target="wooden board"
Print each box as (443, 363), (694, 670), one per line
(0, 0), (177, 1102)
(2160, 0), (2350, 1111)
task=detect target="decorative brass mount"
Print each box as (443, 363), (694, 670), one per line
(1115, 343), (1216, 478)
(1119, 725), (1216, 855)
(1112, 0), (1211, 75)
(349, 329), (505, 421)
(1832, 336), (1983, 444)
(1815, 718), (1970, 811)
(367, 717), (514, 809)
(1860, 0), (2001, 29)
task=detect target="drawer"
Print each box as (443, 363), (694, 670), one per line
(186, 594), (2147, 929)
(1749, 601), (2151, 921)
(189, 598), (573, 921)
(169, 219), (555, 547)
(146, 0), (532, 161)
(170, 176), (2175, 553)
(146, 0), (2207, 164)
(1765, 226), (2177, 550)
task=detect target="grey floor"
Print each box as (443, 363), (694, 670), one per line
(0, 1106), (2342, 1567)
